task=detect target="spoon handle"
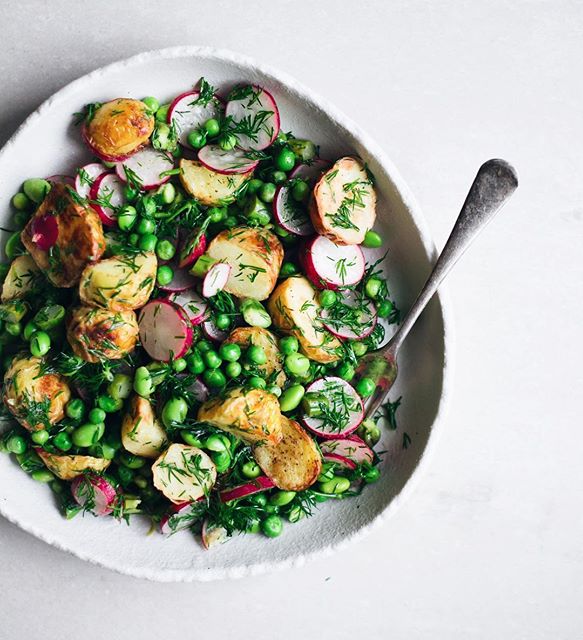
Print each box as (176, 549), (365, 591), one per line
(384, 159), (518, 358)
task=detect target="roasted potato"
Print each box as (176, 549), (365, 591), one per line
(36, 449), (111, 480)
(206, 227), (283, 300)
(309, 157), (377, 245)
(198, 387), (282, 445)
(268, 276), (341, 364)
(66, 306), (139, 363)
(152, 443), (217, 504)
(79, 251), (156, 311)
(121, 395), (168, 458)
(222, 327), (285, 386)
(82, 98), (155, 161)
(3, 356), (71, 431)
(253, 417), (321, 491)
(179, 159), (251, 206)
(1, 255), (43, 302)
(20, 183), (106, 287)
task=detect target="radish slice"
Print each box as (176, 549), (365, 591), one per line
(290, 158), (330, 181)
(320, 290), (377, 340)
(71, 474), (118, 516)
(178, 228), (207, 268)
(202, 262), (231, 298)
(201, 520), (229, 550)
(46, 174), (74, 186)
(31, 214), (58, 250)
(138, 299), (193, 361)
(116, 147), (174, 190)
(219, 477), (276, 503)
(167, 289), (209, 326)
(157, 263), (198, 293)
(273, 185), (314, 236)
(302, 377), (364, 439)
(225, 86), (280, 151)
(322, 452), (357, 470)
(302, 236), (365, 289)
(168, 91), (223, 148)
(320, 436), (374, 465)
(202, 319), (229, 343)
(74, 163), (107, 199)
(160, 499), (203, 535)
(89, 172), (125, 226)
(198, 145), (259, 175)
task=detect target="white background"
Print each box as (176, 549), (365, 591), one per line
(0, 1), (581, 638)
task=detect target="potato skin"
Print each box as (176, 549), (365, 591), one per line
(198, 387), (282, 445)
(222, 327), (285, 386)
(179, 159), (251, 206)
(21, 183), (106, 287)
(67, 306), (139, 363)
(1, 255), (42, 302)
(3, 356), (71, 431)
(206, 227), (283, 300)
(309, 157), (377, 245)
(82, 99), (155, 161)
(253, 417), (322, 491)
(36, 449), (111, 480)
(79, 252), (157, 311)
(121, 395), (168, 458)
(268, 276), (341, 364)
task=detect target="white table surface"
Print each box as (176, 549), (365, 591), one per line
(1, 1), (581, 637)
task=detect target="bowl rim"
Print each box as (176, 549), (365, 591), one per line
(0, 45), (455, 582)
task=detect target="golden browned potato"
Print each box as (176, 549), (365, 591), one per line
(198, 387), (282, 445)
(3, 356), (71, 431)
(36, 449), (111, 480)
(79, 252), (156, 311)
(206, 227), (283, 300)
(152, 443), (217, 504)
(268, 276), (341, 364)
(309, 157), (377, 245)
(121, 395), (168, 458)
(20, 183), (106, 287)
(66, 306), (139, 363)
(253, 417), (321, 491)
(222, 327), (285, 387)
(1, 255), (42, 302)
(179, 159), (252, 206)
(82, 98), (155, 161)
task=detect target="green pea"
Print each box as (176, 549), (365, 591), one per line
(365, 277), (382, 299)
(319, 476), (350, 494)
(155, 103), (170, 122)
(120, 452), (147, 469)
(181, 431), (203, 447)
(271, 171), (287, 185)
(196, 339), (213, 353)
(5, 232), (23, 260)
(319, 289), (337, 308)
(128, 233), (139, 246)
(356, 377), (376, 398)
(30, 429), (49, 445)
(246, 519), (261, 533)
(219, 343), (241, 362)
(261, 514), (283, 538)
(336, 362), (355, 381)
(34, 304), (65, 331)
(124, 184), (140, 202)
(279, 262), (298, 277)
(162, 397), (188, 428)
(5, 321), (21, 337)
(269, 490), (296, 507)
(154, 239), (175, 262)
(138, 233), (158, 252)
(65, 399), (85, 421)
(285, 352), (310, 376)
(88, 442), (116, 460)
(186, 352), (205, 374)
(107, 373), (132, 400)
(358, 418), (381, 447)
(275, 148), (296, 172)
(377, 300), (393, 318)
(72, 422), (100, 448)
(203, 368), (226, 388)
(266, 384), (282, 397)
(97, 395), (123, 413)
(363, 466), (381, 483)
(225, 361), (242, 378)
(157, 265), (174, 286)
(352, 342), (368, 357)
(88, 407), (106, 424)
(249, 493), (267, 507)
(279, 384), (305, 412)
(291, 180), (309, 202)
(204, 434), (228, 452)
(136, 217), (156, 235)
(241, 460), (261, 479)
(203, 350), (222, 369)
(248, 376), (266, 390)
(117, 465), (134, 486)
(362, 230), (383, 249)
(288, 138), (317, 162)
(142, 96), (160, 113)
(247, 179), (263, 195)
(246, 345), (267, 365)
(30, 331), (51, 356)
(23, 178), (51, 204)
(32, 469), (54, 483)
(172, 357), (187, 373)
(208, 206), (227, 223)
(214, 313), (230, 330)
(218, 133), (237, 151)
(258, 182), (276, 203)
(6, 434), (26, 454)
(204, 118), (220, 137)
(212, 450), (231, 473)
(157, 182), (176, 204)
(12, 192), (31, 211)
(13, 210), (30, 229)
(223, 215), (238, 229)
(187, 129), (207, 149)
(53, 431), (72, 452)
(117, 204), (137, 231)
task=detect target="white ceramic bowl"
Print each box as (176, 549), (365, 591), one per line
(0, 47), (453, 581)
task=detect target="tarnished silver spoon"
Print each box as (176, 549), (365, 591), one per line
(358, 159), (519, 421)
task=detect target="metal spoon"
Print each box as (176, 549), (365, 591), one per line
(357, 158), (519, 421)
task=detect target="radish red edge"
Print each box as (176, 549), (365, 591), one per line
(89, 172), (124, 227)
(157, 263), (198, 293)
(219, 477), (276, 503)
(81, 124), (139, 163)
(159, 498), (203, 535)
(225, 85), (280, 151)
(320, 436), (374, 465)
(138, 299), (194, 362)
(167, 90), (225, 148)
(167, 290), (209, 326)
(71, 474), (118, 517)
(322, 452), (357, 470)
(202, 262), (231, 298)
(198, 145), (259, 175)
(301, 235), (366, 290)
(115, 147), (174, 191)
(178, 228), (207, 268)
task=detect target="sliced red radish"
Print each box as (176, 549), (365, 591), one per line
(201, 520), (228, 550)
(46, 174), (74, 186)
(219, 476), (276, 503)
(30, 214), (58, 250)
(160, 499), (203, 535)
(168, 91), (223, 148)
(273, 185), (313, 236)
(138, 299), (193, 361)
(225, 86), (280, 151)
(320, 436), (374, 465)
(202, 319), (229, 343)
(302, 377), (364, 439)
(116, 147), (174, 190)
(157, 263), (198, 293)
(322, 452), (357, 470)
(290, 158), (330, 182)
(167, 289), (209, 326)
(89, 172), (125, 226)
(202, 262), (230, 298)
(71, 474), (118, 516)
(74, 163), (107, 199)
(320, 290), (377, 340)
(301, 236), (365, 289)
(178, 227), (207, 268)
(198, 145), (258, 175)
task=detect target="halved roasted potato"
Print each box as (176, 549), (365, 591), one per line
(309, 157), (376, 245)
(253, 417), (321, 491)
(222, 327), (285, 386)
(179, 159), (251, 206)
(3, 356), (71, 431)
(79, 251), (156, 311)
(197, 387), (282, 445)
(66, 306), (139, 363)
(1, 255), (43, 302)
(121, 395), (168, 458)
(152, 443), (217, 504)
(205, 227), (283, 300)
(268, 276), (341, 364)
(36, 449), (111, 480)
(21, 183), (106, 287)
(82, 98), (155, 161)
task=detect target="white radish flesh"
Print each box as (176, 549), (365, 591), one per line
(219, 476), (276, 503)
(202, 262), (231, 298)
(202, 319), (230, 343)
(198, 145), (258, 175)
(71, 474), (118, 516)
(168, 91), (223, 148)
(320, 436), (374, 465)
(116, 147), (174, 190)
(320, 290), (377, 340)
(75, 163), (107, 199)
(302, 236), (365, 289)
(225, 86), (280, 151)
(157, 264), (198, 293)
(160, 499), (203, 535)
(90, 172), (125, 226)
(138, 299), (193, 361)
(302, 377), (363, 438)
(168, 289), (209, 326)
